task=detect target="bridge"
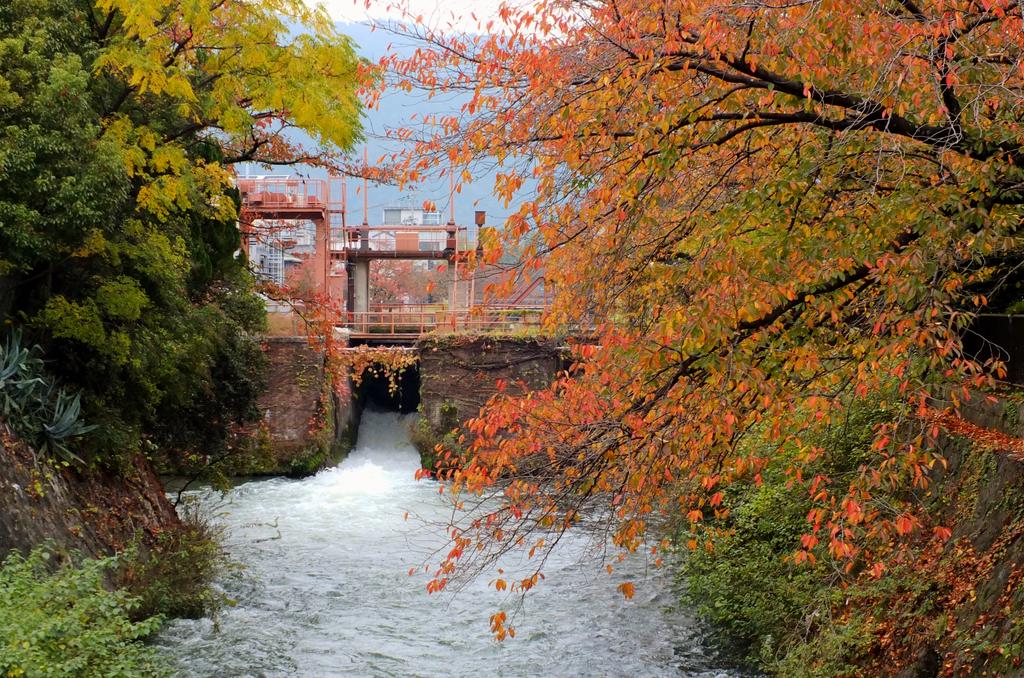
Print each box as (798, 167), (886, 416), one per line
(237, 175), (547, 341)
(341, 304), (545, 341)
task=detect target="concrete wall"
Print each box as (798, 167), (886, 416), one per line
(353, 260), (369, 313)
(886, 394), (1024, 675)
(253, 337), (357, 476)
(417, 336), (562, 431)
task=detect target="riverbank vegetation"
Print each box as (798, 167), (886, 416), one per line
(679, 390), (1024, 675)
(384, 0), (1024, 659)
(0, 443), (229, 674)
(1, 517), (226, 676)
(1, 516), (227, 675)
(0, 546), (169, 677)
(410, 400), (461, 472)
(118, 507), (228, 622)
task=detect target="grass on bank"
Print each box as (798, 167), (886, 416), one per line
(117, 504), (229, 621)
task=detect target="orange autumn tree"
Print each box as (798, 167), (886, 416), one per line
(384, 0), (1024, 626)
(369, 260), (449, 304)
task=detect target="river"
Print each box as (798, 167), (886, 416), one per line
(156, 410), (745, 677)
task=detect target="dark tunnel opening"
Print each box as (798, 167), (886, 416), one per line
(358, 364), (420, 413)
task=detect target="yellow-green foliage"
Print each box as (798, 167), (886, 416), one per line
(95, 277), (148, 322)
(38, 298), (108, 354)
(95, 0), (363, 153)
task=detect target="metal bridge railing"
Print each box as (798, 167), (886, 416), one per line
(237, 177), (328, 207)
(340, 306), (546, 337)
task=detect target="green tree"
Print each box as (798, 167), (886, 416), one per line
(0, 0), (365, 462)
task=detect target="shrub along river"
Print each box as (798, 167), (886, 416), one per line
(156, 410), (746, 677)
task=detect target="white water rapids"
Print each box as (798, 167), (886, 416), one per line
(156, 410), (746, 677)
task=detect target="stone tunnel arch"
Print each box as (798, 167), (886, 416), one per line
(356, 362), (420, 413)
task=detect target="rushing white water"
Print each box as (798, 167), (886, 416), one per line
(156, 410), (744, 677)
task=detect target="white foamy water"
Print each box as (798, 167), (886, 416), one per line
(155, 410), (743, 677)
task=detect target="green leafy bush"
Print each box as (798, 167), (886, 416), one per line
(116, 505), (229, 621)
(679, 398), (892, 672)
(0, 546), (168, 678)
(0, 0), (269, 469)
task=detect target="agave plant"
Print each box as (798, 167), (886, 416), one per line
(0, 331), (37, 418)
(0, 330), (94, 464)
(41, 390), (94, 464)
(0, 332), (26, 383)
(0, 331), (34, 388)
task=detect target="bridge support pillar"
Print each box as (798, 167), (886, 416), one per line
(353, 259), (370, 315)
(313, 218), (329, 300)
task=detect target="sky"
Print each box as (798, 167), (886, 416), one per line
(316, 0), (506, 30)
